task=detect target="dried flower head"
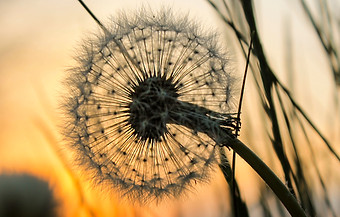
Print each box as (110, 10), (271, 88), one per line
(63, 8), (238, 202)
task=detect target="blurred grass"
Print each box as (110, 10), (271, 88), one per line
(207, 0), (340, 216)
(300, 0), (340, 87)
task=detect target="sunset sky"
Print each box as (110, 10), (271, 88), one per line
(0, 0), (339, 216)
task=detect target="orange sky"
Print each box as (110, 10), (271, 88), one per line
(0, 1), (241, 216)
(0, 0), (339, 216)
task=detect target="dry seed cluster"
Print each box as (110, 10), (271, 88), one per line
(63, 8), (237, 201)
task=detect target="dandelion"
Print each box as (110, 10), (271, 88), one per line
(63, 8), (239, 202)
(62, 7), (310, 216)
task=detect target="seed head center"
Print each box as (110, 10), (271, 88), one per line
(128, 76), (179, 141)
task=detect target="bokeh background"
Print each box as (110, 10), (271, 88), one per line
(0, 0), (339, 216)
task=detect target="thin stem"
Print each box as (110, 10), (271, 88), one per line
(231, 34), (253, 217)
(275, 77), (340, 162)
(173, 100), (306, 216)
(226, 137), (307, 217)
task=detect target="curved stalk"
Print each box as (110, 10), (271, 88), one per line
(172, 101), (306, 217)
(226, 137), (307, 217)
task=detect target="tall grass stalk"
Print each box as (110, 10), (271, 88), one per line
(208, 0), (340, 216)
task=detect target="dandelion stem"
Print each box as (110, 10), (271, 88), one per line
(226, 137), (307, 217)
(167, 99), (302, 216)
(172, 103), (306, 216)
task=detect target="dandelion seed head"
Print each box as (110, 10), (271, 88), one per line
(63, 7), (238, 203)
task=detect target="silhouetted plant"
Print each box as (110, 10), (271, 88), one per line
(63, 7), (238, 202)
(62, 2), (307, 216)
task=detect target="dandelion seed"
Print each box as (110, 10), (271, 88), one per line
(63, 8), (238, 202)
